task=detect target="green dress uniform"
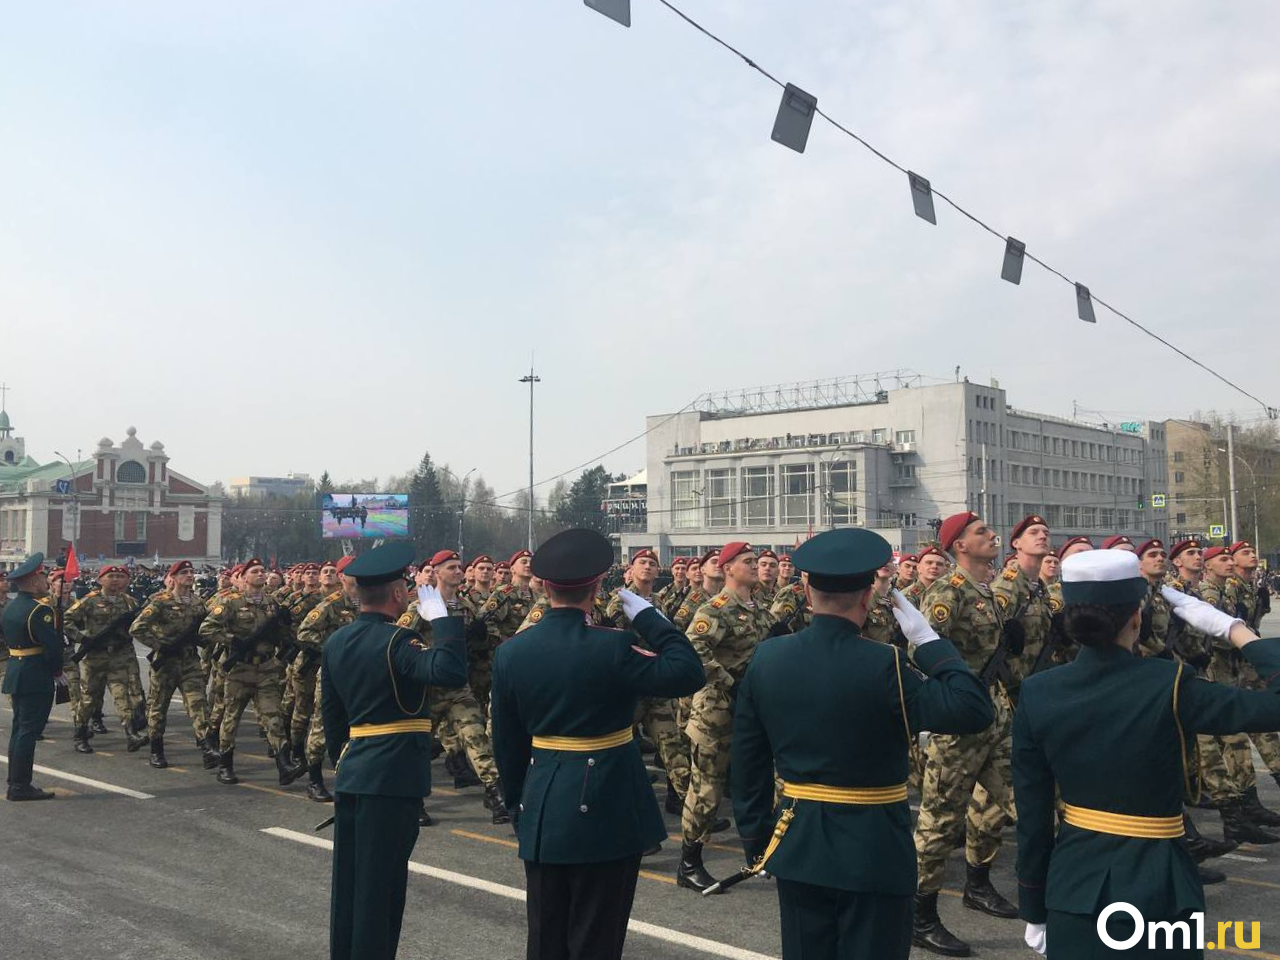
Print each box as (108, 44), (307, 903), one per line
(731, 531), (994, 960)
(490, 529), (706, 960)
(319, 544), (469, 960)
(1014, 552), (1280, 959)
(3, 554), (60, 801)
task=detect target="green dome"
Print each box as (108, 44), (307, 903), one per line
(0, 409), (10, 431)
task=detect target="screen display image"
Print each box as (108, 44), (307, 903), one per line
(320, 493), (410, 539)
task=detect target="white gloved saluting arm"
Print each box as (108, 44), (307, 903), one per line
(891, 589), (940, 649)
(416, 584), (449, 621)
(617, 588), (654, 621)
(1160, 586), (1243, 640)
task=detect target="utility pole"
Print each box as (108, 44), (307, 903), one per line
(53, 449), (81, 561)
(980, 442), (989, 521)
(519, 365), (541, 551)
(457, 467), (477, 556)
(1226, 424), (1240, 542)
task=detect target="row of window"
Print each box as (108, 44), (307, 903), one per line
(974, 420), (1151, 466)
(670, 463), (857, 529)
(1007, 464), (1145, 496)
(1006, 503), (1135, 532)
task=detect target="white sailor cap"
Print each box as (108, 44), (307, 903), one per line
(1061, 549), (1148, 606)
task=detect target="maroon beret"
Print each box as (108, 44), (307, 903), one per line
(1202, 545), (1227, 562)
(1101, 535), (1134, 550)
(1135, 538), (1165, 557)
(1228, 540), (1253, 555)
(430, 550), (461, 567)
(630, 548), (659, 565)
(508, 549), (533, 565)
(1169, 540), (1200, 561)
(718, 542), (754, 568)
(1058, 536), (1095, 557)
(1010, 514), (1049, 543)
(168, 560), (193, 577)
(939, 512), (980, 553)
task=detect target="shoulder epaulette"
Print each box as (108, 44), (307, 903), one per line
(948, 574), (965, 588)
(710, 595), (728, 609)
(326, 590), (343, 602)
(1001, 568), (1018, 581)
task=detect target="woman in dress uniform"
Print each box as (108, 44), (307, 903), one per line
(1014, 549), (1280, 958)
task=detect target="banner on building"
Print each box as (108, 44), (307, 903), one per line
(178, 505), (196, 542)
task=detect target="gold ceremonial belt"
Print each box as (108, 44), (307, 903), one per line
(1062, 803), (1184, 839)
(348, 719), (434, 738)
(7, 648), (45, 658)
(782, 781), (909, 805)
(531, 728), (634, 752)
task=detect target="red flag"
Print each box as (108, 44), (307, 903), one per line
(65, 543), (81, 581)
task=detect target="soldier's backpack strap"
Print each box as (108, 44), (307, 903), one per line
(1172, 660), (1201, 806)
(384, 627), (429, 716)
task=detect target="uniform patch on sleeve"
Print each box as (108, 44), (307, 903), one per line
(676, 606), (689, 620)
(212, 606), (224, 616)
(395, 614), (414, 627)
(630, 644), (657, 658)
(1049, 596), (1063, 613)
(931, 603), (951, 625)
(995, 594), (1009, 611)
(949, 574), (965, 587)
(1002, 568), (1018, 581)
(42, 612), (53, 624)
(693, 619), (711, 635)
(529, 609), (543, 623)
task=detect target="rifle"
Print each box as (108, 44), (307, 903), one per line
(148, 610), (208, 669)
(977, 589), (1032, 688)
(1030, 611), (1071, 674)
(221, 606), (292, 670)
(71, 607), (140, 664)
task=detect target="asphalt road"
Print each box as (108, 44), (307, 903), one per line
(4, 620), (1280, 960)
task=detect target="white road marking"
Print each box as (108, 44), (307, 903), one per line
(263, 827), (779, 960)
(1222, 852), (1268, 863)
(0, 755), (155, 800)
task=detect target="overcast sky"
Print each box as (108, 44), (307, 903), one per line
(3, 1), (1277, 500)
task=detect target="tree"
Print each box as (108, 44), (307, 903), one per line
(555, 466), (613, 534)
(318, 471), (334, 494)
(407, 452), (449, 556)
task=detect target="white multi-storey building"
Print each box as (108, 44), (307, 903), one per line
(621, 373), (1169, 562)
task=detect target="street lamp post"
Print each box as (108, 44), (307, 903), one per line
(1219, 447), (1262, 549)
(53, 450), (81, 562)
(519, 366), (541, 551)
(457, 467), (477, 556)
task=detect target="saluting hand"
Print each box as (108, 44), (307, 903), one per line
(416, 585), (449, 621)
(617, 588), (654, 621)
(1160, 587), (1245, 641)
(890, 589), (940, 649)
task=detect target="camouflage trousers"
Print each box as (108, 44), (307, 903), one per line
(636, 696), (690, 797)
(147, 650), (210, 741)
(208, 667), (226, 734)
(432, 684), (498, 787)
(306, 675), (327, 768)
(74, 642), (145, 729)
(914, 690), (1015, 894)
(682, 686), (734, 844)
(60, 650), (82, 715)
(219, 660), (287, 753)
(1239, 661), (1280, 775)
(1199, 733), (1256, 801)
(287, 658), (319, 745)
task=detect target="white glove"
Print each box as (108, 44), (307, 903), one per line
(891, 589), (940, 648)
(416, 584), (449, 621)
(617, 588), (654, 621)
(1161, 586), (1242, 638)
(1024, 922), (1046, 956)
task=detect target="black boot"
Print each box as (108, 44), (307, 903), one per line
(276, 746), (305, 786)
(266, 741), (277, 758)
(1183, 813), (1237, 862)
(962, 862), (1018, 918)
(1199, 864), (1227, 885)
(198, 737), (219, 770)
(206, 726), (220, 753)
(419, 802), (434, 827)
(6, 783), (55, 802)
(91, 713), (108, 736)
(912, 892), (971, 957)
(73, 725), (95, 754)
(430, 737), (444, 760)
(1222, 798), (1280, 844)
(665, 778), (683, 815)
(676, 841), (721, 893)
(485, 784), (511, 825)
(131, 702), (148, 736)
(1273, 771), (1280, 791)
(149, 736), (168, 769)
(1242, 786), (1280, 828)
(307, 764), (334, 803)
(125, 722), (149, 753)
(217, 749), (239, 785)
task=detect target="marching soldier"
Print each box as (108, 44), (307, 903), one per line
(470, 555), (496, 604)
(903, 547), (949, 609)
(284, 560), (338, 760)
(397, 549), (510, 823)
(490, 529), (705, 960)
(777, 553), (796, 587)
(731, 529), (992, 957)
(199, 558), (304, 787)
(321, 542), (469, 960)
(895, 553), (918, 591)
(912, 513), (1020, 955)
(129, 560), (218, 770)
(604, 548), (692, 815)
(1100, 534), (1135, 552)
(1039, 550), (1060, 588)
(3, 553), (64, 801)
(992, 515), (1054, 699)
(671, 551), (714, 633)
(677, 542), (776, 892)
(861, 558), (906, 648)
(495, 560), (512, 586)
(756, 549), (781, 600)
(1057, 535), (1094, 560)
(1135, 539), (1171, 658)
(655, 556), (690, 618)
(1228, 541), (1280, 789)
(475, 549), (536, 713)
(770, 575), (811, 634)
(297, 555), (359, 803)
(65, 565), (148, 753)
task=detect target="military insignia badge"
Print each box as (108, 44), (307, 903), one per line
(931, 603), (951, 624)
(212, 606), (224, 616)
(530, 610), (543, 623)
(694, 620), (711, 635)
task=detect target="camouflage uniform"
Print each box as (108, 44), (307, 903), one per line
(902, 578), (931, 609)
(655, 580), (689, 619)
(64, 590), (145, 737)
(681, 589), (774, 843)
(297, 589), (358, 768)
(204, 587), (238, 738)
(198, 591), (291, 754)
(914, 566), (1015, 895)
(671, 585), (707, 633)
(860, 592), (904, 648)
(1230, 574), (1280, 774)
(396, 597), (501, 790)
(604, 588), (693, 799)
(990, 565), (1053, 700)
(129, 589), (211, 741)
(1137, 580), (1171, 658)
(767, 581), (810, 633)
(282, 588), (327, 744)
(1199, 576), (1258, 798)
(42, 595), (82, 713)
(475, 582), (535, 711)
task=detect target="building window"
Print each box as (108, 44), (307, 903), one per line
(135, 512), (147, 540)
(824, 461), (857, 526)
(1176, 512), (1187, 525)
(851, 430), (866, 443)
(670, 470), (700, 529)
(117, 460), (146, 484)
(781, 464), (815, 526)
(705, 469), (736, 528)
(1174, 471), (1185, 484)
(894, 430), (916, 445)
(1100, 508), (1115, 528)
(1063, 506), (1078, 527)
(1117, 509), (1130, 529)
(114, 511), (125, 540)
(741, 467), (775, 527)
(894, 462), (916, 482)
(1080, 507), (1097, 528)
(1008, 503), (1022, 527)
(871, 428), (888, 445)
(1173, 451), (1184, 463)
(1045, 504), (1062, 527)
